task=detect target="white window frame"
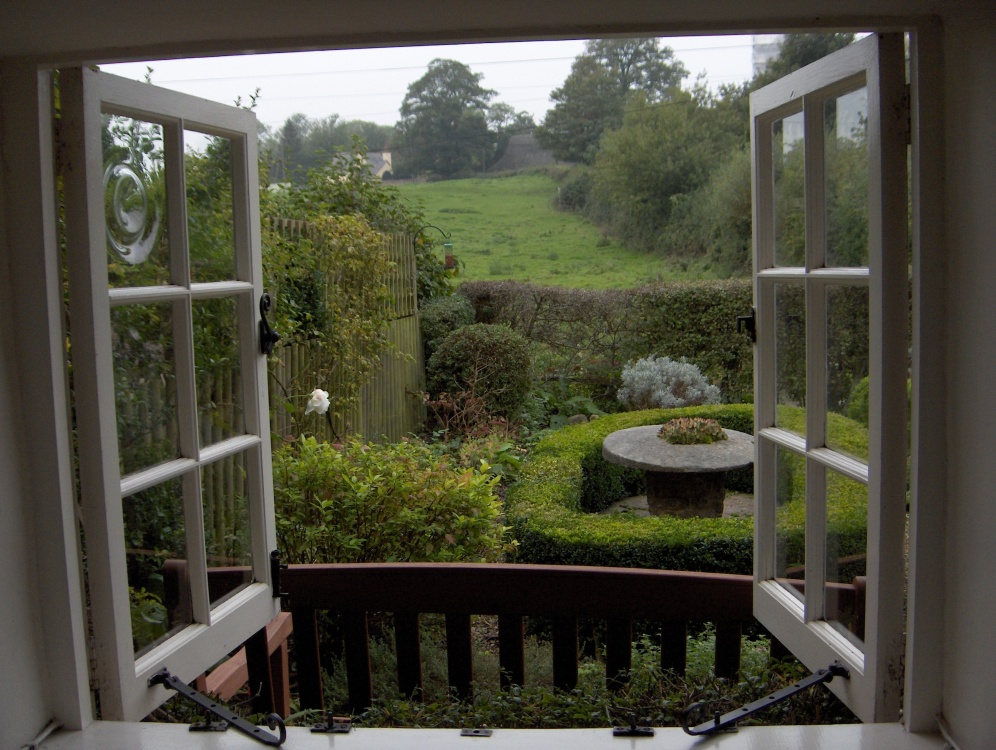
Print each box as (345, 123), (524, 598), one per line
(750, 33), (909, 723)
(60, 67), (279, 721)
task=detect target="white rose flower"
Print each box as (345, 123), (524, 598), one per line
(305, 388), (330, 415)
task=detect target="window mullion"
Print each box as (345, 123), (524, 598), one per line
(166, 122), (212, 625)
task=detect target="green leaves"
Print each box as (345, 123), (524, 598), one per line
(273, 437), (510, 565)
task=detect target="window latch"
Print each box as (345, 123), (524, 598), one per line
(149, 668), (287, 746)
(680, 661), (848, 736)
(736, 307), (756, 343)
(259, 293), (281, 355)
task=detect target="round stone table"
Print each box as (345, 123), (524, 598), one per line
(601, 426), (754, 518)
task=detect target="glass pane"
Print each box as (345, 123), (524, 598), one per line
(193, 297), (244, 446)
(186, 132), (237, 283)
(111, 302), (179, 475)
(773, 111), (806, 267)
(827, 285), (870, 460)
(123, 478), (189, 656)
(825, 87), (869, 267)
(103, 115), (170, 287)
(203, 451), (254, 608)
(825, 470), (868, 649)
(774, 445), (806, 602)
(774, 282), (806, 436)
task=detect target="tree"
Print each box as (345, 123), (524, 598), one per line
(487, 102), (536, 163)
(263, 113), (394, 183)
(536, 38), (687, 164)
(535, 56), (624, 164)
(592, 91), (736, 251)
(585, 38), (687, 101)
(394, 59), (497, 178)
(763, 33), (857, 79)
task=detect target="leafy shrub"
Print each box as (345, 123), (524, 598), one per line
(426, 324), (533, 419)
(658, 417), (727, 445)
(617, 355), (721, 410)
(459, 279), (755, 403)
(310, 625), (853, 728)
(420, 294), (476, 359)
(846, 376), (870, 426)
(506, 405), (868, 574)
(273, 437), (510, 564)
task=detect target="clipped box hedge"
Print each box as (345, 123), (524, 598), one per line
(506, 404), (868, 576)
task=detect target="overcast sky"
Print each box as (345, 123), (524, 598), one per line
(103, 36), (755, 134)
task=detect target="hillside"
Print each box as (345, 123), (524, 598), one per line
(395, 173), (715, 289)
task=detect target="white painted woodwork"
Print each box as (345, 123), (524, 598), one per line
(750, 33), (909, 722)
(60, 67), (278, 721)
(42, 722), (948, 750)
(5, 2), (990, 746)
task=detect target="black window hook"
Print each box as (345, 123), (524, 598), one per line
(259, 293), (280, 356)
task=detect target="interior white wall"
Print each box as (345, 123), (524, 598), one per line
(940, 5), (996, 749)
(0, 90), (53, 747)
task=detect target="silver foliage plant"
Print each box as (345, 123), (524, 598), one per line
(617, 355), (722, 410)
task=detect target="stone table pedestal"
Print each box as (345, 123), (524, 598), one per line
(602, 426), (754, 518)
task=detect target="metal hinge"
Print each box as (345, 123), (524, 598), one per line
(86, 636), (100, 692)
(613, 713), (654, 738)
(311, 714), (352, 734)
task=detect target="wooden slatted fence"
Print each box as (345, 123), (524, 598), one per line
(267, 219), (424, 443)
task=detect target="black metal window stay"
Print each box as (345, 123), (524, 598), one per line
(148, 660), (846, 743)
(148, 668), (287, 746)
(680, 661), (849, 735)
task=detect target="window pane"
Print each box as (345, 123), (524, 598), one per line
(827, 285), (870, 460)
(773, 111), (806, 267)
(103, 115), (170, 287)
(203, 451), (254, 609)
(825, 87), (869, 267)
(825, 471), (868, 650)
(774, 446), (806, 602)
(193, 297), (244, 446)
(186, 132), (237, 283)
(111, 302), (179, 475)
(774, 282), (806, 436)
(123, 478), (189, 656)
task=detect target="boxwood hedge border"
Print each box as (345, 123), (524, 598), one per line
(506, 405), (868, 576)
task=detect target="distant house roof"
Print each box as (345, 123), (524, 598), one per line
(367, 149), (393, 179)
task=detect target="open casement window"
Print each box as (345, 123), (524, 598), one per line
(751, 34), (909, 722)
(61, 68), (279, 721)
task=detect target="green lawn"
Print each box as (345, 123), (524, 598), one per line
(396, 173), (716, 289)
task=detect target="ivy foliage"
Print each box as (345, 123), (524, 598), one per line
(273, 437), (511, 564)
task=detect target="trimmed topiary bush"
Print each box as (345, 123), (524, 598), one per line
(420, 293), (476, 360)
(426, 323), (533, 419)
(617, 355), (721, 410)
(506, 404), (868, 576)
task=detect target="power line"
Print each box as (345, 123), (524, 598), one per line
(146, 41), (754, 86)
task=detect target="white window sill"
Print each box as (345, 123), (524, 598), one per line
(41, 722), (946, 750)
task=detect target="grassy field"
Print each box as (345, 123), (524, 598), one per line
(395, 172), (715, 289)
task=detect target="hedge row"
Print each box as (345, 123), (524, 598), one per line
(506, 405), (868, 576)
(459, 280), (755, 402)
(458, 279), (872, 416)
